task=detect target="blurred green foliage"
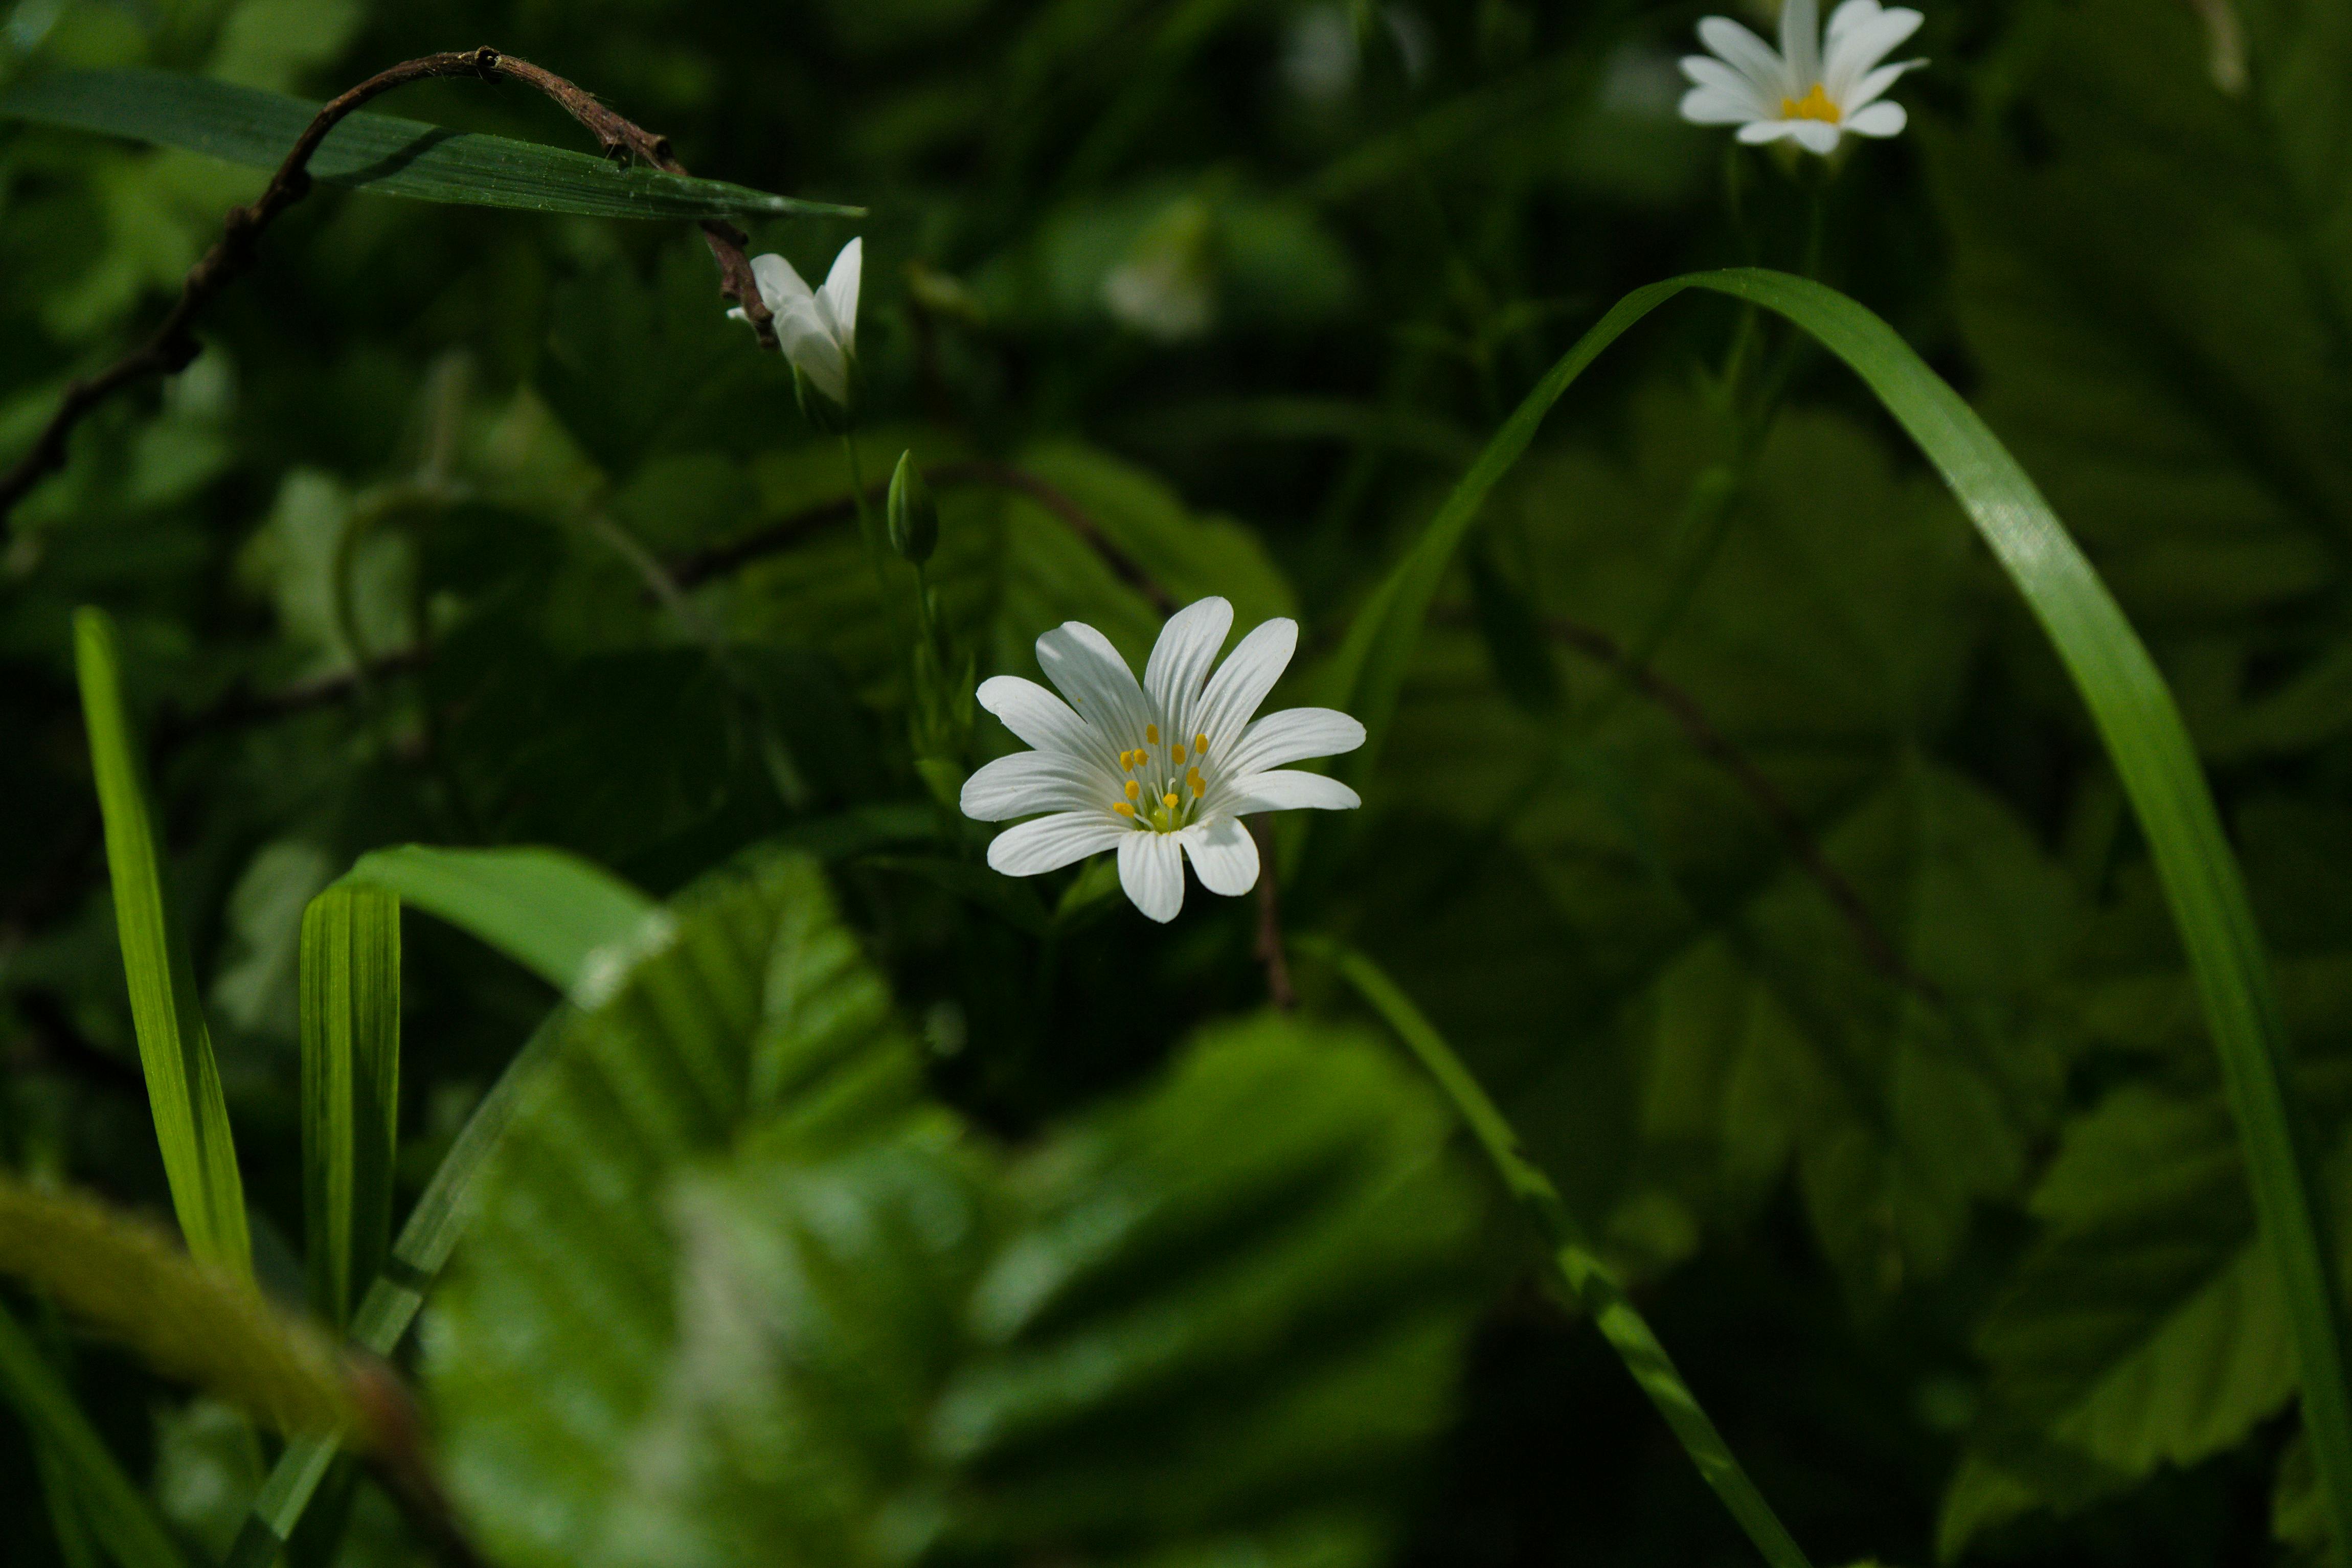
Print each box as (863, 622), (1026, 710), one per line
(3, 0), (2349, 1565)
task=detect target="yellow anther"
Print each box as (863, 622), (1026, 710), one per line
(1188, 768), (1205, 794)
(1171, 743), (1187, 765)
(1115, 801), (1135, 817)
(1124, 779), (1140, 801)
(1162, 793), (1180, 811)
(1780, 83), (1840, 123)
(1194, 732), (1208, 754)
(1146, 723), (1160, 744)
(1122, 749), (1139, 769)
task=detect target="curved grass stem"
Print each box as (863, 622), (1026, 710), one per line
(1298, 935), (1814, 1568)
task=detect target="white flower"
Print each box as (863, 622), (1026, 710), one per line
(1679, 0), (1925, 154)
(728, 237), (862, 404)
(962, 598), (1365, 924)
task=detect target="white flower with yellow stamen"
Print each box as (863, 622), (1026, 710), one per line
(728, 237), (862, 406)
(962, 597), (1364, 923)
(1679, 0), (1925, 155)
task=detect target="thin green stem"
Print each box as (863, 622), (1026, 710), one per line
(1298, 935), (1814, 1568)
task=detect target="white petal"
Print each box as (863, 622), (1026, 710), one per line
(1223, 770), (1361, 813)
(1823, 6), (1922, 101)
(1143, 596), (1233, 742)
(960, 750), (1115, 822)
(988, 812), (1130, 876)
(1780, 0), (1821, 90)
(1789, 118), (1843, 154)
(776, 303), (850, 403)
(1193, 618), (1297, 753)
(1180, 816), (1259, 899)
(1679, 57), (1774, 120)
(1036, 621), (1154, 747)
(1220, 707), (1366, 778)
(818, 237), (863, 355)
(1695, 17), (1790, 98)
(1682, 84), (1768, 126)
(1737, 118), (1803, 144)
(1841, 57), (1924, 112)
(1824, 0), (1882, 47)
(750, 253), (817, 315)
(1117, 832), (1185, 922)
(1844, 100), (1907, 138)
(977, 676), (1113, 767)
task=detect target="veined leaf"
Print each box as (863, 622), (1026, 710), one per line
(339, 843), (667, 1004)
(299, 885), (399, 1332)
(1317, 268), (2352, 1564)
(0, 1180), (354, 1440)
(0, 1298), (191, 1568)
(73, 606), (251, 1281)
(0, 69), (862, 220)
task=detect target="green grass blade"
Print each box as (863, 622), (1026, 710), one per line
(72, 606), (251, 1281)
(1301, 936), (1815, 1568)
(300, 885), (400, 1332)
(0, 1298), (191, 1568)
(0, 69), (863, 221)
(1327, 266), (2352, 1568)
(340, 844), (665, 1002)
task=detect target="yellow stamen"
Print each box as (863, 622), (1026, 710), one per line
(1146, 723), (1159, 744)
(1115, 801), (1135, 817)
(1188, 768), (1204, 794)
(1781, 83), (1840, 123)
(1124, 779), (1140, 801)
(1162, 793), (1180, 811)
(1194, 732), (1208, 754)
(1171, 743), (1187, 765)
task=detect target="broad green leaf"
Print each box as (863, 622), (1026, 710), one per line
(0, 69), (861, 220)
(425, 848), (1477, 1568)
(0, 1180), (353, 1439)
(0, 1298), (191, 1568)
(1311, 267), (2352, 1562)
(299, 884), (399, 1331)
(1935, 1083), (2326, 1557)
(426, 850), (929, 1568)
(339, 843), (666, 1004)
(73, 605), (251, 1281)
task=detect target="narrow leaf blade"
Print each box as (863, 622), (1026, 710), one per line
(0, 69), (862, 221)
(299, 885), (400, 1332)
(73, 606), (251, 1280)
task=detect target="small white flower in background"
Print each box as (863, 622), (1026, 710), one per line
(962, 598), (1365, 924)
(1679, 0), (1925, 155)
(729, 237), (862, 404)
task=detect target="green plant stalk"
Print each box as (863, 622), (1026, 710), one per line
(1323, 267), (2352, 1567)
(72, 607), (251, 1280)
(0, 1297), (191, 1568)
(1302, 935), (1814, 1568)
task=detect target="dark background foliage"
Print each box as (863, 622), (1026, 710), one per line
(4, 0), (2348, 1563)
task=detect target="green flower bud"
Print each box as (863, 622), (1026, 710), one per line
(887, 451), (939, 564)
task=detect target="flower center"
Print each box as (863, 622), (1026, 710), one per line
(1114, 727), (1213, 833)
(1781, 83), (1841, 123)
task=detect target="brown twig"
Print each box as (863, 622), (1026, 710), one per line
(1539, 616), (1943, 1004)
(668, 459), (1173, 611)
(1248, 817), (1296, 1010)
(0, 47), (774, 523)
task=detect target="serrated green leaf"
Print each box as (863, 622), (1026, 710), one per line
(0, 69), (861, 220)
(0, 1180), (353, 1439)
(73, 605), (251, 1282)
(299, 884), (399, 1332)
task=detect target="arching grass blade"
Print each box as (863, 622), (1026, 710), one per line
(1326, 266), (2352, 1568)
(300, 886), (400, 1332)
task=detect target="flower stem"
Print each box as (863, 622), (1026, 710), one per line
(1298, 935), (1817, 1568)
